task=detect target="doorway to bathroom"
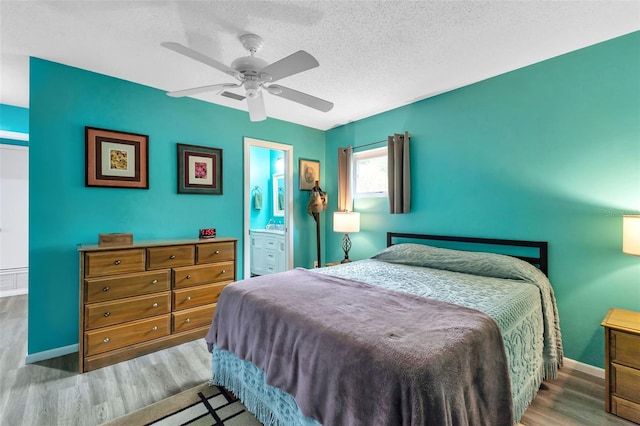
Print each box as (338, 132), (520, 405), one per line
(243, 137), (293, 279)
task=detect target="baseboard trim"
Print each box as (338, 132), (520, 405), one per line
(25, 344), (78, 364)
(563, 357), (605, 379)
(0, 288), (28, 298)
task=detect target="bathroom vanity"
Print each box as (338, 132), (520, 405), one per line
(250, 229), (285, 276)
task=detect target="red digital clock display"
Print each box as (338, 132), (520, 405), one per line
(199, 228), (216, 239)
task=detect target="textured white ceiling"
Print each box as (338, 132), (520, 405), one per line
(1, 1), (639, 130)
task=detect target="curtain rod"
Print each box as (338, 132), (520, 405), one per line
(352, 139), (386, 150)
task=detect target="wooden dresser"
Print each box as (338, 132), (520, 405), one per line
(601, 308), (640, 424)
(78, 237), (237, 373)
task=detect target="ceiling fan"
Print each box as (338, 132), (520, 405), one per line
(161, 34), (334, 121)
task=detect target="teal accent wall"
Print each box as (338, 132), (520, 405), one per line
(249, 146), (272, 229)
(325, 31), (640, 368)
(29, 58), (325, 355)
(248, 148), (286, 230)
(0, 104), (29, 146)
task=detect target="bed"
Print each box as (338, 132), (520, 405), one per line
(205, 233), (563, 425)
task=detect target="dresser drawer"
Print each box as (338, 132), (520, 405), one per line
(611, 363), (640, 404)
(173, 262), (234, 288)
(85, 249), (146, 278)
(173, 304), (216, 333)
(173, 282), (230, 311)
(197, 242), (235, 264)
(611, 330), (640, 370)
(147, 245), (195, 269)
(612, 395), (640, 423)
(85, 270), (170, 303)
(84, 315), (170, 356)
(85, 292), (171, 330)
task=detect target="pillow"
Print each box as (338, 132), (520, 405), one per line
(371, 243), (546, 283)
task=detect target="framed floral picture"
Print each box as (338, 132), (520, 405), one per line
(299, 158), (320, 190)
(85, 127), (149, 189)
(177, 143), (223, 195)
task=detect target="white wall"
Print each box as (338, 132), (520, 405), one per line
(0, 143), (29, 296)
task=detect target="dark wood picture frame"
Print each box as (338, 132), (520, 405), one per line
(177, 143), (223, 195)
(299, 158), (320, 190)
(85, 126), (149, 189)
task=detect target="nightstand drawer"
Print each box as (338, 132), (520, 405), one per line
(197, 242), (235, 264)
(85, 270), (170, 302)
(147, 245), (195, 269)
(173, 282), (229, 311)
(173, 262), (234, 288)
(85, 249), (146, 277)
(85, 292), (171, 330)
(611, 363), (640, 404)
(84, 315), (170, 356)
(611, 330), (640, 370)
(172, 304), (216, 332)
(612, 396), (640, 423)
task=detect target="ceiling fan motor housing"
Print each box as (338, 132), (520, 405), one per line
(231, 56), (269, 76)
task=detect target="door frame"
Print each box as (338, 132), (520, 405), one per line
(243, 137), (293, 279)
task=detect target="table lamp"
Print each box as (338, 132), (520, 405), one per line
(623, 215), (640, 256)
(333, 211), (360, 263)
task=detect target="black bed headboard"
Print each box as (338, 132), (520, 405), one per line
(387, 232), (549, 276)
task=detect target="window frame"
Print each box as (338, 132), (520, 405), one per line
(352, 146), (388, 199)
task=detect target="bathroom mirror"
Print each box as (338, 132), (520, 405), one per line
(273, 173), (284, 217)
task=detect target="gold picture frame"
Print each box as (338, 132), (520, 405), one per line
(299, 158), (320, 190)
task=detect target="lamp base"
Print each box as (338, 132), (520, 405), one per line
(341, 233), (352, 264)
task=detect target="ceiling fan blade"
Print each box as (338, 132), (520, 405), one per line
(167, 83), (241, 98)
(247, 93), (267, 122)
(261, 51), (319, 82)
(161, 42), (243, 80)
(267, 85), (333, 112)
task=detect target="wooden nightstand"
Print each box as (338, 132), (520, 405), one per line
(601, 308), (640, 423)
(325, 261), (342, 267)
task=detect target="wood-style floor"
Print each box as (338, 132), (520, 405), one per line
(0, 294), (635, 426)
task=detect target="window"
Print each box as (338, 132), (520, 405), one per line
(353, 146), (387, 198)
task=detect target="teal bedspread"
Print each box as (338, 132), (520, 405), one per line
(211, 244), (563, 425)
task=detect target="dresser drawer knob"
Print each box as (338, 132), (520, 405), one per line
(170, 255), (176, 259)
(152, 326), (158, 331)
(103, 312), (110, 317)
(152, 303), (158, 308)
(215, 250), (220, 254)
(114, 260), (121, 265)
(103, 286), (110, 292)
(186, 296), (191, 302)
(221, 270), (226, 274)
(186, 275), (191, 279)
(185, 318), (191, 323)
(151, 279), (158, 284)
(103, 338), (110, 343)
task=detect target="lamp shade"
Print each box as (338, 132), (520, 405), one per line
(623, 215), (640, 256)
(333, 211), (360, 233)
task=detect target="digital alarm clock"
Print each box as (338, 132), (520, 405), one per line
(199, 228), (216, 239)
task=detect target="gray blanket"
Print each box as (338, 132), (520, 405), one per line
(207, 268), (514, 426)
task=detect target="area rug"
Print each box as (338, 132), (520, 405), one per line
(102, 382), (261, 426)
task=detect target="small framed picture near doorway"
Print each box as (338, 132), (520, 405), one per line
(299, 158), (320, 190)
(177, 143), (223, 195)
(85, 127), (149, 189)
